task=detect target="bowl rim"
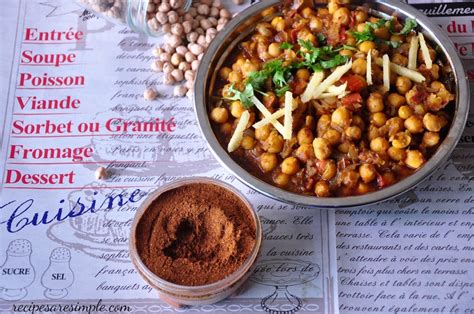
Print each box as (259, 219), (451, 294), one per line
(194, 0), (470, 208)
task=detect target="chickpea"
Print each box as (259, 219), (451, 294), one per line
(333, 7), (351, 26)
(219, 67), (232, 81)
(342, 169), (360, 188)
(295, 144), (314, 162)
(352, 115), (365, 130)
(387, 93), (406, 108)
(324, 129), (342, 146)
(370, 137), (389, 152)
(345, 126), (362, 141)
(309, 16), (323, 32)
(422, 132), (440, 147)
(354, 10), (368, 23)
(228, 71), (242, 84)
(271, 16), (285, 31)
(359, 164), (377, 183)
(241, 135), (256, 150)
(331, 107), (351, 129)
(381, 172), (396, 186)
(366, 92), (384, 113)
(268, 42), (282, 58)
(398, 105), (414, 119)
(357, 182), (371, 195)
(297, 127), (314, 145)
(367, 125), (381, 141)
(321, 160), (337, 180)
(418, 48), (436, 64)
(405, 150), (425, 169)
(391, 131), (411, 148)
(359, 41), (376, 53)
(255, 124), (272, 141)
(230, 101), (245, 118)
(339, 49), (353, 58)
(301, 7), (315, 18)
(315, 180), (331, 197)
(296, 69), (310, 81)
(264, 131), (284, 153)
(390, 34), (404, 43)
(356, 23), (367, 33)
(404, 115), (424, 133)
(371, 112), (387, 127)
(413, 104), (426, 116)
(220, 122), (233, 135)
(396, 76), (412, 94)
(423, 113), (444, 132)
(352, 58), (367, 75)
(232, 57), (245, 71)
(241, 61), (259, 78)
(210, 107), (229, 124)
(374, 27), (390, 40)
(260, 153), (278, 172)
(405, 88), (420, 106)
(281, 157), (300, 175)
(388, 146), (406, 162)
(338, 142), (350, 154)
(385, 117), (405, 137)
(317, 114), (331, 137)
(391, 53), (408, 67)
(313, 138), (332, 160)
(273, 172), (290, 187)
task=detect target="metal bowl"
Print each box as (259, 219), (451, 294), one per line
(194, 0), (469, 208)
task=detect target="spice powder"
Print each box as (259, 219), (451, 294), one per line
(136, 183), (256, 286)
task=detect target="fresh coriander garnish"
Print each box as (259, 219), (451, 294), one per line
(226, 83), (255, 108)
(280, 42), (293, 49)
(396, 18), (417, 35)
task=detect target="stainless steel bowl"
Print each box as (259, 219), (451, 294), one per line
(194, 0), (469, 208)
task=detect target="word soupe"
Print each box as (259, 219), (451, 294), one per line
(0, 189), (146, 233)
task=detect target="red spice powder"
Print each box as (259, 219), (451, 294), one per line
(136, 183), (256, 286)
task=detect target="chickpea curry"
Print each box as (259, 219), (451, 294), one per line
(209, 0), (455, 197)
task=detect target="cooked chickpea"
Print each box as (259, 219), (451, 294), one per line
(352, 58), (367, 76)
(315, 180), (331, 197)
(333, 7), (351, 26)
(423, 113), (444, 132)
(295, 144), (314, 162)
(230, 101), (245, 118)
(296, 68), (310, 81)
(323, 129), (342, 145)
(391, 131), (411, 148)
(387, 93), (406, 108)
(370, 137), (389, 152)
(317, 114), (331, 136)
(220, 122), (232, 135)
(352, 115), (365, 130)
(339, 49), (353, 58)
(219, 67), (232, 80)
(371, 112), (387, 127)
(413, 104), (426, 116)
(388, 146), (406, 161)
(331, 107), (351, 129)
(268, 43), (282, 58)
(359, 41), (376, 53)
(354, 10), (368, 23)
(241, 61), (259, 78)
(357, 182), (371, 195)
(309, 17), (323, 32)
(345, 126), (362, 140)
(228, 71), (242, 84)
(265, 131), (284, 153)
(210, 107), (229, 124)
(381, 172), (396, 186)
(260, 153), (278, 172)
(273, 172), (290, 187)
(404, 115), (424, 133)
(271, 16), (285, 31)
(398, 105), (414, 119)
(405, 150), (425, 169)
(241, 136), (256, 150)
(359, 164), (377, 183)
(391, 53), (408, 66)
(281, 157), (300, 175)
(255, 124), (272, 141)
(374, 27), (390, 40)
(342, 169), (360, 188)
(297, 127), (314, 145)
(321, 160), (337, 180)
(367, 93), (384, 113)
(313, 138), (332, 160)
(422, 132), (440, 147)
(396, 76), (412, 94)
(301, 7), (315, 18)
(418, 48), (436, 63)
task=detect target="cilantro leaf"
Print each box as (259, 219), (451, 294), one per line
(226, 84), (254, 108)
(317, 33), (327, 45)
(280, 42), (293, 49)
(320, 55), (349, 69)
(366, 18), (388, 30)
(397, 18), (417, 35)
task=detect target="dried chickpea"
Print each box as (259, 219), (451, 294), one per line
(315, 180), (331, 197)
(396, 76), (412, 94)
(352, 58), (367, 75)
(371, 112), (387, 127)
(387, 93), (406, 108)
(264, 131), (284, 153)
(367, 93), (384, 113)
(210, 107), (228, 124)
(241, 136), (256, 150)
(388, 146), (406, 161)
(423, 113), (444, 132)
(281, 157), (300, 175)
(405, 150), (425, 169)
(321, 160), (337, 180)
(268, 43), (282, 57)
(345, 126), (362, 141)
(331, 107), (351, 129)
(404, 115), (424, 133)
(297, 127), (314, 145)
(260, 153), (278, 172)
(359, 164), (377, 183)
(356, 23), (367, 33)
(255, 124), (272, 141)
(295, 144), (314, 162)
(370, 137), (389, 152)
(391, 132), (411, 148)
(333, 7), (351, 26)
(422, 132), (440, 147)
(230, 101), (245, 118)
(398, 105), (414, 119)
(359, 41), (376, 53)
(313, 138), (332, 160)
(273, 173), (290, 187)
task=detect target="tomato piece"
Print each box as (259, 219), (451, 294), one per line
(340, 74), (367, 92)
(342, 93), (363, 108)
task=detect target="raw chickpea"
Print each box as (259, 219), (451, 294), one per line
(396, 76), (412, 94)
(297, 127), (314, 145)
(352, 58), (367, 75)
(423, 113), (443, 132)
(295, 144), (314, 162)
(391, 131), (411, 148)
(359, 164), (377, 183)
(317, 114), (331, 137)
(422, 132), (440, 147)
(354, 10), (368, 23)
(323, 129), (342, 145)
(398, 105), (413, 119)
(281, 157), (300, 175)
(230, 101), (245, 118)
(255, 124), (272, 141)
(367, 93), (384, 113)
(271, 16), (285, 31)
(359, 41), (376, 53)
(273, 172), (290, 187)
(264, 131), (284, 153)
(405, 150), (425, 169)
(268, 43), (282, 58)
(370, 137), (389, 152)
(296, 69), (310, 81)
(210, 107), (228, 124)
(228, 71), (242, 84)
(388, 146), (406, 161)
(387, 93), (406, 108)
(220, 122), (232, 135)
(331, 107), (351, 129)
(345, 126), (362, 141)
(241, 136), (256, 150)
(321, 160), (337, 180)
(260, 153), (278, 172)
(315, 180), (331, 197)
(333, 7), (351, 26)
(313, 138), (332, 160)
(371, 112), (387, 127)
(404, 115), (424, 133)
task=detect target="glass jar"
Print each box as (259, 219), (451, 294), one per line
(129, 177), (262, 307)
(76, 0), (193, 36)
